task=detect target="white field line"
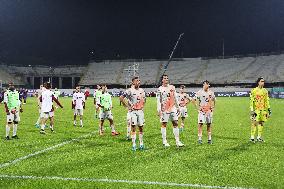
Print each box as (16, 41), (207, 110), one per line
(0, 175), (257, 189)
(0, 131), (96, 169)
(0, 120), (125, 169)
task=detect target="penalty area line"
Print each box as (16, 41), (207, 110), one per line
(0, 174), (257, 189)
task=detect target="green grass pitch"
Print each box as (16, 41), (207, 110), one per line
(0, 97), (283, 189)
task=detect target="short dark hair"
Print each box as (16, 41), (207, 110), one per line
(202, 80), (210, 85)
(45, 82), (51, 89)
(180, 85), (185, 88)
(256, 77), (264, 85)
(132, 76), (139, 82)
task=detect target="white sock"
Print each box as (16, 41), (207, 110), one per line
(110, 125), (115, 132)
(139, 132), (143, 146)
(208, 132), (212, 140)
(127, 125), (131, 137)
(41, 123), (45, 130)
(6, 125), (10, 137)
(50, 124), (54, 130)
(74, 120), (76, 125)
(173, 127), (180, 143)
(80, 120), (83, 126)
(132, 131), (136, 147)
(161, 127), (167, 144)
(198, 133), (202, 140)
(36, 117), (41, 125)
(13, 124), (18, 136)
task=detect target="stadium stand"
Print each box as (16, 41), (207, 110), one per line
(1, 53), (284, 88)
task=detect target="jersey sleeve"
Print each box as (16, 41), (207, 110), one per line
(156, 87), (161, 112)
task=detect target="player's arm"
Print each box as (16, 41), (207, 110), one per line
(83, 95), (86, 109)
(52, 95), (63, 108)
(266, 90), (271, 116)
(3, 93), (9, 115)
(110, 95), (113, 109)
(97, 96), (103, 108)
(19, 99), (23, 113)
(156, 89), (162, 116)
(191, 92), (198, 110)
(72, 95), (76, 109)
(185, 94), (191, 106)
(211, 92), (216, 109)
(249, 90), (257, 118)
(119, 94), (128, 108)
(93, 92), (96, 105)
(173, 88), (180, 112)
(143, 91), (146, 105)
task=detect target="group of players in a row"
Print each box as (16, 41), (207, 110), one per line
(3, 75), (271, 151)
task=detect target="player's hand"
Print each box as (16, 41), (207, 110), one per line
(250, 111), (256, 116)
(6, 111), (10, 115)
(177, 108), (180, 115)
(250, 111), (256, 120)
(268, 108), (272, 117)
(157, 111), (162, 117)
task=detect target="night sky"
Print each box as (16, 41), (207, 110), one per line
(1, 0), (284, 65)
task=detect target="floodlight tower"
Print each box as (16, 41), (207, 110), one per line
(123, 62), (139, 88)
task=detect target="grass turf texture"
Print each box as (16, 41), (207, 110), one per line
(0, 97), (283, 189)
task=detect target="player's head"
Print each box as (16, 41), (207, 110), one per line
(101, 84), (107, 92)
(162, 74), (169, 85)
(55, 88), (58, 91)
(75, 86), (80, 92)
(132, 76), (140, 88)
(8, 82), (15, 91)
(202, 80), (210, 90)
(180, 85), (185, 93)
(45, 82), (51, 89)
(256, 77), (265, 88)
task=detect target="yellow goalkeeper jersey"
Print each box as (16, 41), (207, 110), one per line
(250, 87), (270, 111)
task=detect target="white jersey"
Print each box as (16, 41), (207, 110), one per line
(124, 87), (146, 110)
(41, 90), (54, 113)
(73, 92), (85, 109)
(36, 87), (46, 107)
(194, 89), (216, 113)
(156, 84), (179, 113)
(177, 92), (191, 107)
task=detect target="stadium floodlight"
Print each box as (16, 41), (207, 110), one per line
(123, 62), (139, 88)
(156, 33), (184, 86)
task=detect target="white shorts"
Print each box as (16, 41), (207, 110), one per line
(7, 111), (20, 123)
(198, 111), (213, 124)
(179, 107), (188, 118)
(160, 111), (179, 123)
(40, 111), (54, 119)
(130, 110), (145, 126)
(99, 111), (113, 120)
(74, 109), (84, 116)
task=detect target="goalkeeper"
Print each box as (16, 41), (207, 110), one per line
(250, 77), (271, 142)
(97, 84), (120, 136)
